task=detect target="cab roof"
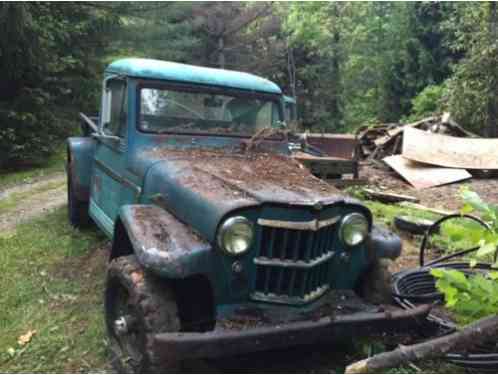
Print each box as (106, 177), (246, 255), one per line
(106, 58), (282, 95)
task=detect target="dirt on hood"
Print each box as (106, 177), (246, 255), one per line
(145, 147), (344, 205)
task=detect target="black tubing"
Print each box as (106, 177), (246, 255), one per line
(419, 214), (492, 267)
(392, 213), (498, 370)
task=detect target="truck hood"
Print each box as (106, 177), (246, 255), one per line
(138, 148), (360, 243)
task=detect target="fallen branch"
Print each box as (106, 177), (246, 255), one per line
(345, 313), (498, 373)
(363, 188), (419, 203)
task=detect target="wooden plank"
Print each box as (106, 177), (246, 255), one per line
(362, 188), (419, 203)
(398, 202), (454, 216)
(383, 155), (471, 189)
(403, 127), (498, 169)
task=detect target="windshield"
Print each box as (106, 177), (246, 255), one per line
(139, 87), (282, 135)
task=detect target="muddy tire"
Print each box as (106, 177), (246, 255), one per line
(105, 255), (181, 373)
(67, 165), (90, 227)
(356, 259), (393, 305)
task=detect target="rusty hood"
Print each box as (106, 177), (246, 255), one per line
(138, 147), (359, 243)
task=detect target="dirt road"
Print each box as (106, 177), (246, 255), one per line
(0, 172), (67, 233)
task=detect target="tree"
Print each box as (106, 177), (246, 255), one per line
(445, 2), (498, 135)
(0, 3), (121, 167)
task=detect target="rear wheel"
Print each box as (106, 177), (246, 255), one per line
(105, 255), (181, 373)
(67, 158), (90, 227)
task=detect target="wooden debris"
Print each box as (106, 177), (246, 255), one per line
(383, 155), (472, 189)
(357, 113), (475, 162)
(327, 178), (368, 188)
(403, 127), (498, 170)
(345, 313), (498, 374)
(362, 188), (419, 203)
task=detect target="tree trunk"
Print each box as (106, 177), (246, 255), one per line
(486, 1), (498, 137)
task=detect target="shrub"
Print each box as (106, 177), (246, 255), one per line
(410, 84), (447, 119)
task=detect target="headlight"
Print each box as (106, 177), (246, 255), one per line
(217, 216), (254, 255)
(340, 213), (369, 247)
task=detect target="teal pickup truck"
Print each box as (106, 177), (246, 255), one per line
(68, 58), (429, 372)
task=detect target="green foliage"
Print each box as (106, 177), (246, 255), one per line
(409, 84), (447, 119)
(444, 3), (498, 135)
(0, 3), (120, 168)
(0, 92), (59, 168)
(431, 269), (498, 324)
(284, 2), (456, 132)
(1, 2), (497, 166)
(432, 189), (498, 324)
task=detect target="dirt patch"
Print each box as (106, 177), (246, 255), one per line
(0, 175), (67, 233)
(0, 172), (65, 200)
(360, 163), (498, 211)
(53, 243), (110, 282)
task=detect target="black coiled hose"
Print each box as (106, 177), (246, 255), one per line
(391, 214), (498, 370)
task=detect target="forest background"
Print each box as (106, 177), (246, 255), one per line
(0, 2), (496, 169)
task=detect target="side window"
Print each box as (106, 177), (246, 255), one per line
(104, 79), (127, 138)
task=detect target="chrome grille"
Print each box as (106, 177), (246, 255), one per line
(251, 217), (338, 305)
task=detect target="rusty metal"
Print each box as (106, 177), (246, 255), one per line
(153, 302), (431, 361)
(119, 205), (212, 279)
(79, 112), (99, 133)
(304, 134), (358, 159)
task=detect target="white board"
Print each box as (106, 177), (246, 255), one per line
(383, 155), (471, 189)
(402, 127), (498, 169)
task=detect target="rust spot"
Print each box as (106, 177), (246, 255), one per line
(131, 205), (207, 255)
(131, 270), (144, 284)
(133, 207), (173, 251)
(93, 174), (101, 194)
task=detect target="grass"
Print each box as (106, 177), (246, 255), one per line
(0, 147), (66, 191)
(364, 199), (440, 228)
(0, 208), (109, 373)
(362, 198), (490, 260)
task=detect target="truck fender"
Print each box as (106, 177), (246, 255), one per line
(67, 137), (96, 202)
(118, 204), (213, 279)
(366, 225), (402, 260)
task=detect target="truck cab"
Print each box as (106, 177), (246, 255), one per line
(67, 58), (429, 372)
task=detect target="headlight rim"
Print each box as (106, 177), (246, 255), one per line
(339, 212), (369, 247)
(217, 216), (254, 256)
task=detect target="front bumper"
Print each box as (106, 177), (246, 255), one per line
(153, 295), (430, 361)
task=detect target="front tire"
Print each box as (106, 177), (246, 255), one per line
(105, 255), (181, 373)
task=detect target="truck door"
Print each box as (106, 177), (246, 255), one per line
(89, 78), (128, 236)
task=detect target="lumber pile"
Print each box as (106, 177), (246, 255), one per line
(354, 112), (498, 189)
(356, 113), (477, 161)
